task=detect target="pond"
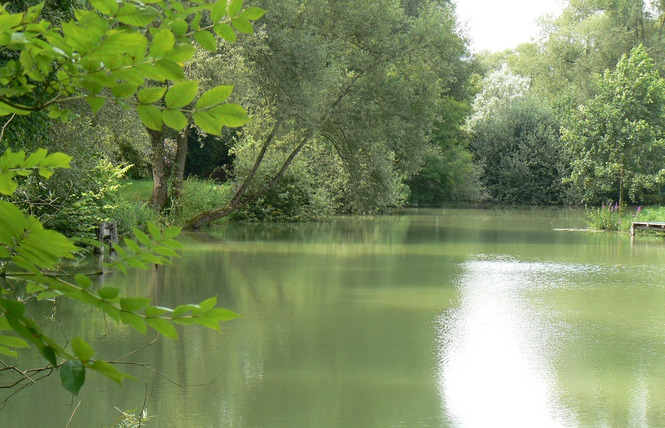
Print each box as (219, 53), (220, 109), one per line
(3, 208), (665, 427)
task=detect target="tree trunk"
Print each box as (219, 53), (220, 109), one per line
(619, 169), (624, 210)
(171, 124), (189, 207)
(148, 127), (168, 211)
(185, 134), (309, 229)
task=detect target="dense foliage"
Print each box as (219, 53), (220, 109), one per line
(184, 0), (473, 225)
(563, 45), (665, 206)
(0, 0), (263, 396)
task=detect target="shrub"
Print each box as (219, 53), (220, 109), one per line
(10, 160), (153, 237)
(585, 202), (623, 230)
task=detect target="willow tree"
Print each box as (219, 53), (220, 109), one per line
(186, 0), (470, 227)
(562, 45), (665, 206)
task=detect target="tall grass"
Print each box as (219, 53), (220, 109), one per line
(117, 178), (233, 229)
(586, 203), (665, 233)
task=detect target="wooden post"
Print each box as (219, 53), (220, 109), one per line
(97, 221), (118, 254)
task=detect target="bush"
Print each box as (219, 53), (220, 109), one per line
(470, 96), (569, 204)
(10, 160), (157, 237)
(585, 202), (623, 231)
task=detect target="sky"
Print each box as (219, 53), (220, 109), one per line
(454, 0), (566, 52)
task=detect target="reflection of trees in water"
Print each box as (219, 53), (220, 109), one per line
(183, 215), (412, 248)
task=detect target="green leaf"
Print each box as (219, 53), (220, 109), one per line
(74, 274), (91, 289)
(133, 228), (152, 246)
(208, 307), (240, 321)
(172, 304), (197, 318)
(241, 7), (267, 20)
(145, 306), (172, 317)
(137, 105), (163, 131)
(120, 311), (147, 334)
(0, 346), (17, 357)
(101, 30), (148, 56)
(36, 291), (61, 301)
(111, 83), (138, 99)
(40, 346), (58, 367)
(23, 148), (47, 168)
(60, 360), (85, 395)
(146, 318), (179, 339)
(152, 245), (180, 258)
(196, 85), (233, 110)
(164, 44), (196, 62)
(139, 252), (164, 264)
(163, 109), (188, 131)
(137, 86), (166, 104)
(90, 0), (119, 15)
(231, 17), (253, 34)
(193, 111), (222, 135)
(191, 11), (203, 30)
(170, 19), (188, 37)
(42, 152), (72, 171)
(165, 80), (198, 109)
(193, 31), (217, 52)
(210, 103), (249, 127)
(90, 360), (133, 385)
(150, 28), (175, 58)
(163, 226), (182, 239)
(120, 297), (152, 312)
(228, 0), (243, 18)
(0, 201), (26, 239)
(153, 59), (185, 81)
(147, 222), (161, 240)
(214, 23), (236, 43)
(117, 4), (159, 27)
(98, 287), (120, 300)
(0, 335), (29, 349)
(211, 0), (228, 22)
(0, 173), (18, 195)
(124, 238), (140, 253)
(162, 239), (184, 249)
(127, 258), (148, 269)
(197, 296), (217, 312)
(86, 96), (105, 115)
(71, 337), (94, 361)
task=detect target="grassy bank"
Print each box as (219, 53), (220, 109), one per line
(585, 204), (665, 232)
(118, 178), (233, 229)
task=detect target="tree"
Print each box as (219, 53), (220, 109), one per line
(0, 0), (264, 395)
(467, 66), (568, 204)
(466, 64), (530, 131)
(470, 96), (568, 204)
(562, 45), (665, 206)
(407, 96), (485, 206)
(185, 0), (470, 227)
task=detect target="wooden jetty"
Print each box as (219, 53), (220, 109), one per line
(630, 221), (665, 236)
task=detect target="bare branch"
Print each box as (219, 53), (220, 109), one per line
(0, 113), (15, 145)
(65, 401), (82, 428)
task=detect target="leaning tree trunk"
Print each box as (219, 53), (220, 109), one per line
(148, 127), (168, 211)
(171, 124), (190, 209)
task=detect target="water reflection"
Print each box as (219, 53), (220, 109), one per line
(437, 257), (579, 427)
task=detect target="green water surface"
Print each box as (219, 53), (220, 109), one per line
(3, 208), (665, 427)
